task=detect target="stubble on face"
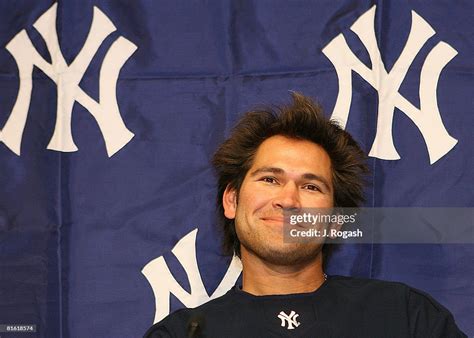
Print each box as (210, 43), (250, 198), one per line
(238, 228), (324, 266)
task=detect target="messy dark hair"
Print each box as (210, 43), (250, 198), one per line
(212, 92), (369, 257)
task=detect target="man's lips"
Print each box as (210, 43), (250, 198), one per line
(260, 216), (285, 223)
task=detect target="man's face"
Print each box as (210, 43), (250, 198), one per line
(223, 135), (334, 266)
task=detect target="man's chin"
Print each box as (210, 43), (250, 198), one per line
(246, 243), (322, 266)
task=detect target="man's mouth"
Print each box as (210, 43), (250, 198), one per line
(260, 216), (285, 223)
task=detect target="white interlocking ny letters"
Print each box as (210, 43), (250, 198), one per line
(323, 5), (458, 164)
(1, 3), (137, 156)
(142, 229), (242, 323)
(278, 311), (301, 330)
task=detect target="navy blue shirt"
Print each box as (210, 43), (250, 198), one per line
(144, 276), (467, 338)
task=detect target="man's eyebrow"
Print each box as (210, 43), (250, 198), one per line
(249, 167), (284, 177)
(249, 167), (331, 190)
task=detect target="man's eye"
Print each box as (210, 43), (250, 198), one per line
(261, 177), (277, 184)
(304, 184), (321, 192)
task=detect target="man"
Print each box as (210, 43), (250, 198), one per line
(145, 93), (466, 337)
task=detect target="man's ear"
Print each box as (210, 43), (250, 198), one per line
(223, 185), (237, 219)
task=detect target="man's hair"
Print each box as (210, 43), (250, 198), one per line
(212, 92), (369, 257)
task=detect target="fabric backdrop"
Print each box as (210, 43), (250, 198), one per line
(0, 1), (472, 337)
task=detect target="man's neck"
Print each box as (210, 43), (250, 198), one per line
(240, 250), (326, 296)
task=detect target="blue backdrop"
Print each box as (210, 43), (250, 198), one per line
(0, 1), (472, 337)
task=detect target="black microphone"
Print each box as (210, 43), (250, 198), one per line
(187, 313), (205, 338)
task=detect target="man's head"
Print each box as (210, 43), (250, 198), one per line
(212, 93), (368, 261)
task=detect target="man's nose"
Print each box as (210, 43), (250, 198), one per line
(272, 182), (301, 210)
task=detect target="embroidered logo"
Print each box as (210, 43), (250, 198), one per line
(2, 3), (137, 156)
(278, 310), (301, 330)
(322, 5), (458, 164)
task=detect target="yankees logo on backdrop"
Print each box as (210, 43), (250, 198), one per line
(0, 3), (136, 157)
(278, 311), (301, 330)
(142, 229), (242, 323)
(323, 5), (458, 164)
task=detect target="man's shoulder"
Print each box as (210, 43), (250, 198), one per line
(143, 288), (237, 338)
(328, 274), (413, 294)
(329, 275), (446, 306)
(328, 275), (447, 308)
(143, 307), (191, 338)
(328, 275), (467, 337)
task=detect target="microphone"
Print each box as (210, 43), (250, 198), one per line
(187, 313), (205, 338)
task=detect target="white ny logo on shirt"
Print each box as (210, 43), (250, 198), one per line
(278, 310), (301, 330)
